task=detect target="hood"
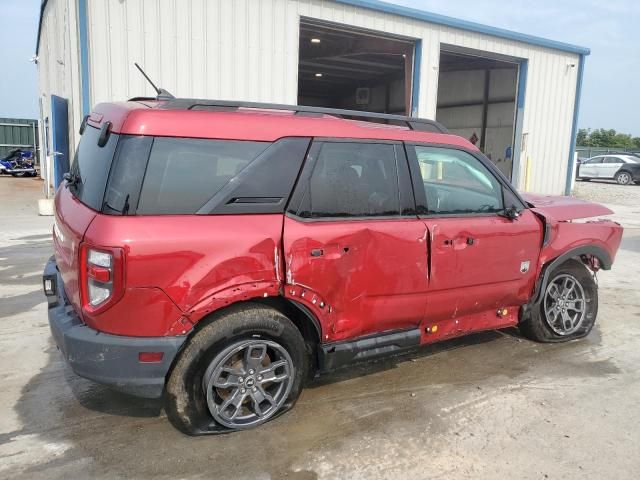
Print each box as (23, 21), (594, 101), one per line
(521, 193), (613, 221)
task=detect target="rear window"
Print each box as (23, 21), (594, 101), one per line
(136, 138), (269, 214)
(69, 125), (119, 211)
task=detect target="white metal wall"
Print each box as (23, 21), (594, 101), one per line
(85, 0), (580, 195)
(37, 0), (82, 195)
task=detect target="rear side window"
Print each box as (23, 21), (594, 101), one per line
(69, 125), (119, 211)
(298, 142), (400, 218)
(103, 136), (153, 215)
(136, 138), (269, 214)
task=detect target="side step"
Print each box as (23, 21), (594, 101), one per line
(318, 328), (421, 372)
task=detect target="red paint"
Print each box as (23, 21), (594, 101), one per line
(421, 210), (542, 324)
(90, 101), (476, 149)
(522, 193), (614, 220)
(53, 186), (96, 315)
(53, 102), (624, 348)
(78, 213), (283, 336)
(283, 216), (430, 341)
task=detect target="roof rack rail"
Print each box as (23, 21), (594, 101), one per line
(158, 98), (449, 133)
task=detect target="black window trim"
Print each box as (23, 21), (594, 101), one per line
(285, 137), (416, 222)
(404, 142), (527, 219)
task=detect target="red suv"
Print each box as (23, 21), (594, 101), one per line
(43, 98), (622, 434)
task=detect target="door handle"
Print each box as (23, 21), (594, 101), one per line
(466, 237), (475, 246)
(310, 248), (324, 257)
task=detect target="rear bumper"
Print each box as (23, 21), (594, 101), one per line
(43, 256), (186, 398)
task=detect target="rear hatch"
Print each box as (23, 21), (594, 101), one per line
(53, 123), (119, 314)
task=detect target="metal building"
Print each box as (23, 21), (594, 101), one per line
(36, 0), (589, 196)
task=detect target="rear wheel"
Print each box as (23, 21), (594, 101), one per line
(165, 303), (308, 434)
(520, 259), (598, 342)
(615, 171), (632, 185)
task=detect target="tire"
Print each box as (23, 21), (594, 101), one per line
(615, 171), (632, 185)
(520, 259), (598, 343)
(165, 303), (308, 435)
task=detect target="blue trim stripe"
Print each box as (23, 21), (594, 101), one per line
(78, 0), (90, 116)
(333, 0), (590, 56)
(411, 40), (422, 117)
(565, 54), (586, 195)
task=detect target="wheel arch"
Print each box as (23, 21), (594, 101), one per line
(169, 296), (323, 377)
(532, 244), (611, 305)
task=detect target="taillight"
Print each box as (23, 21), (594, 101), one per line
(79, 244), (125, 314)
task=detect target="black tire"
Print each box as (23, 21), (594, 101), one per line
(615, 170), (632, 185)
(165, 303), (308, 435)
(520, 259), (598, 343)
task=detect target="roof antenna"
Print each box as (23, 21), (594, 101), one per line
(134, 62), (175, 100)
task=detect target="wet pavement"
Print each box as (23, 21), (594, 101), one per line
(1, 176), (639, 479)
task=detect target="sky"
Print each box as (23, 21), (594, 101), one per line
(0, 0), (638, 135)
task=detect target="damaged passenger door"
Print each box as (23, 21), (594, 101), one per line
(283, 140), (430, 342)
(406, 144), (542, 324)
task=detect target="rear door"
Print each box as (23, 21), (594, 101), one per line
(406, 144), (542, 323)
(602, 156), (624, 178)
(283, 140), (429, 341)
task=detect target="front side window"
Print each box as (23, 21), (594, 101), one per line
(411, 146), (503, 215)
(298, 142), (401, 218)
(587, 157), (604, 164)
(137, 138), (269, 214)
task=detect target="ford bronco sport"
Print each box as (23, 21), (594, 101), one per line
(44, 98), (623, 434)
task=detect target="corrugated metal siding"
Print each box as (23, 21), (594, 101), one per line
(86, 0), (579, 195)
(0, 118), (39, 161)
(37, 0), (82, 155)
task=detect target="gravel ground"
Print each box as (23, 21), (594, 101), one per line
(573, 179), (640, 206)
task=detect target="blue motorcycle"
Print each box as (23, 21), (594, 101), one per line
(0, 149), (38, 177)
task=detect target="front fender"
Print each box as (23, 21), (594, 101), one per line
(532, 218), (623, 304)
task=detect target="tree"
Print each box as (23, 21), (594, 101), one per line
(577, 128), (640, 149)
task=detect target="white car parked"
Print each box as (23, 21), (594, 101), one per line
(578, 154), (640, 185)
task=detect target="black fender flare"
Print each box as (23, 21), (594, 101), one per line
(532, 245), (611, 305)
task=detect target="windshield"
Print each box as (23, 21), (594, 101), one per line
(68, 126), (119, 211)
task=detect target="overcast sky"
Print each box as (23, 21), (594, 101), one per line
(0, 0), (637, 135)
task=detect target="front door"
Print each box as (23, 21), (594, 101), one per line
(406, 144), (542, 323)
(283, 140), (429, 342)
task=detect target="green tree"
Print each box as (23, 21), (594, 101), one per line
(577, 128), (640, 149)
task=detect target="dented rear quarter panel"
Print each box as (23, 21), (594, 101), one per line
(82, 214), (283, 336)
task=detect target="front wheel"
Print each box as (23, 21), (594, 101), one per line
(520, 259), (598, 342)
(165, 303), (308, 434)
(615, 171), (632, 185)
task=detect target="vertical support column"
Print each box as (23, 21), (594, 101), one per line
(479, 69), (490, 152)
(78, 0), (91, 116)
(565, 55), (585, 195)
(411, 40), (422, 117)
(511, 59), (528, 187)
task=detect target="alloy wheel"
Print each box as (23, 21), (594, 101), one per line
(202, 339), (294, 429)
(617, 172), (631, 185)
(543, 273), (587, 335)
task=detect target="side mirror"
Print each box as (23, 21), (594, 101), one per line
(503, 205), (520, 221)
